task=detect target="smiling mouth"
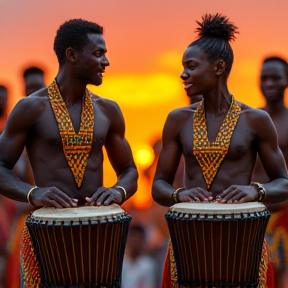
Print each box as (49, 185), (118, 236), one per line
(183, 83), (193, 89)
(98, 71), (105, 78)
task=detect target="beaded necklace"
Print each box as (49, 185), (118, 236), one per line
(193, 96), (241, 189)
(48, 80), (94, 188)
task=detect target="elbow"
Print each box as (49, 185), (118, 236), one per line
(129, 166), (139, 194)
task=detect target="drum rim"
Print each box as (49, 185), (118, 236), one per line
(31, 205), (126, 221)
(170, 202), (267, 214)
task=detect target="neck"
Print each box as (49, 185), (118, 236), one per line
(55, 67), (87, 106)
(202, 85), (232, 116)
(264, 98), (286, 116)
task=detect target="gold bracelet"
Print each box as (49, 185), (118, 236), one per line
(171, 187), (185, 204)
(251, 182), (266, 202)
(27, 186), (38, 205)
(114, 185), (127, 200)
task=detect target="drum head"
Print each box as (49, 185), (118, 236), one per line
(32, 204), (125, 221)
(170, 202), (267, 214)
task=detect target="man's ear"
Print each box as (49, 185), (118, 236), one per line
(214, 60), (226, 76)
(65, 47), (76, 63)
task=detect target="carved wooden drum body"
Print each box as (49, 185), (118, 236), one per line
(165, 202), (270, 287)
(26, 205), (131, 287)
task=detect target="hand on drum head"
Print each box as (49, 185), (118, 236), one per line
(216, 185), (258, 203)
(85, 186), (123, 206)
(29, 187), (78, 208)
(178, 188), (213, 202)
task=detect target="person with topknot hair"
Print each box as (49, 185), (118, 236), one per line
(152, 13), (287, 288)
(0, 18), (138, 287)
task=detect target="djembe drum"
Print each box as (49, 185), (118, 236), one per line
(165, 202), (270, 288)
(26, 205), (131, 287)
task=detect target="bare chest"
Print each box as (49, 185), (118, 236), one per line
(32, 102), (109, 149)
(180, 114), (255, 162)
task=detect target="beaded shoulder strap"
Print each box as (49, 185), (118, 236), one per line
(48, 80), (94, 188)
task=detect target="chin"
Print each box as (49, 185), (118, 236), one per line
(92, 79), (103, 86)
(264, 95), (281, 102)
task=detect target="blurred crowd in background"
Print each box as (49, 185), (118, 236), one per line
(0, 1), (287, 287)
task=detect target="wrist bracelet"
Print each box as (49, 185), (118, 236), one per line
(251, 182), (266, 202)
(114, 185), (127, 201)
(171, 187), (185, 204)
(27, 186), (38, 206)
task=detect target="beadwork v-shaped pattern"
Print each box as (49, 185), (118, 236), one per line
(48, 80), (94, 188)
(193, 97), (241, 189)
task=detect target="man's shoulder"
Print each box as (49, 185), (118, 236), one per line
(14, 88), (49, 113)
(238, 102), (274, 134)
(239, 102), (270, 120)
(167, 104), (197, 122)
(90, 93), (120, 110)
(26, 87), (48, 98)
(6, 88), (49, 130)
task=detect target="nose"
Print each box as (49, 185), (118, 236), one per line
(102, 55), (110, 67)
(180, 71), (189, 81)
(264, 78), (275, 87)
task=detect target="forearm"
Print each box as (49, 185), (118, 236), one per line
(114, 166), (138, 200)
(152, 179), (176, 207)
(0, 166), (33, 202)
(262, 177), (288, 203)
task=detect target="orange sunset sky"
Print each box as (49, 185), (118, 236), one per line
(0, 0), (287, 207)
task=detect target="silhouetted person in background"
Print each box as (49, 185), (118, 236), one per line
(5, 65), (45, 288)
(122, 224), (157, 288)
(23, 66), (46, 96)
(252, 56), (288, 288)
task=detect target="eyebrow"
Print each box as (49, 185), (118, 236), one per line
(94, 48), (107, 53)
(183, 59), (198, 66)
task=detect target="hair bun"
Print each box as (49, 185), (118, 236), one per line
(195, 13), (238, 42)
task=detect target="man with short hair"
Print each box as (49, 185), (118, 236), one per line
(252, 56), (288, 288)
(0, 19), (138, 287)
(23, 66), (46, 96)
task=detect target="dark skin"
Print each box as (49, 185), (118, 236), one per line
(253, 61), (288, 211)
(0, 88), (7, 130)
(152, 46), (288, 207)
(24, 73), (46, 96)
(0, 33), (138, 208)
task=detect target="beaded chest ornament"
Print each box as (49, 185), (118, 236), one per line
(193, 96), (241, 189)
(48, 80), (94, 188)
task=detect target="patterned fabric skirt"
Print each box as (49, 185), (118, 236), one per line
(266, 207), (288, 271)
(162, 240), (275, 288)
(20, 225), (41, 288)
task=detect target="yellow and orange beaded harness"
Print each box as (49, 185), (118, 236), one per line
(48, 79), (94, 188)
(193, 96), (241, 190)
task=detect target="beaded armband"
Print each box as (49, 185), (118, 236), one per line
(251, 182), (266, 202)
(171, 187), (185, 204)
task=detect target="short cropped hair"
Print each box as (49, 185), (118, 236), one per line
(53, 19), (103, 64)
(23, 66), (44, 79)
(263, 56), (288, 77)
(0, 85), (7, 91)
